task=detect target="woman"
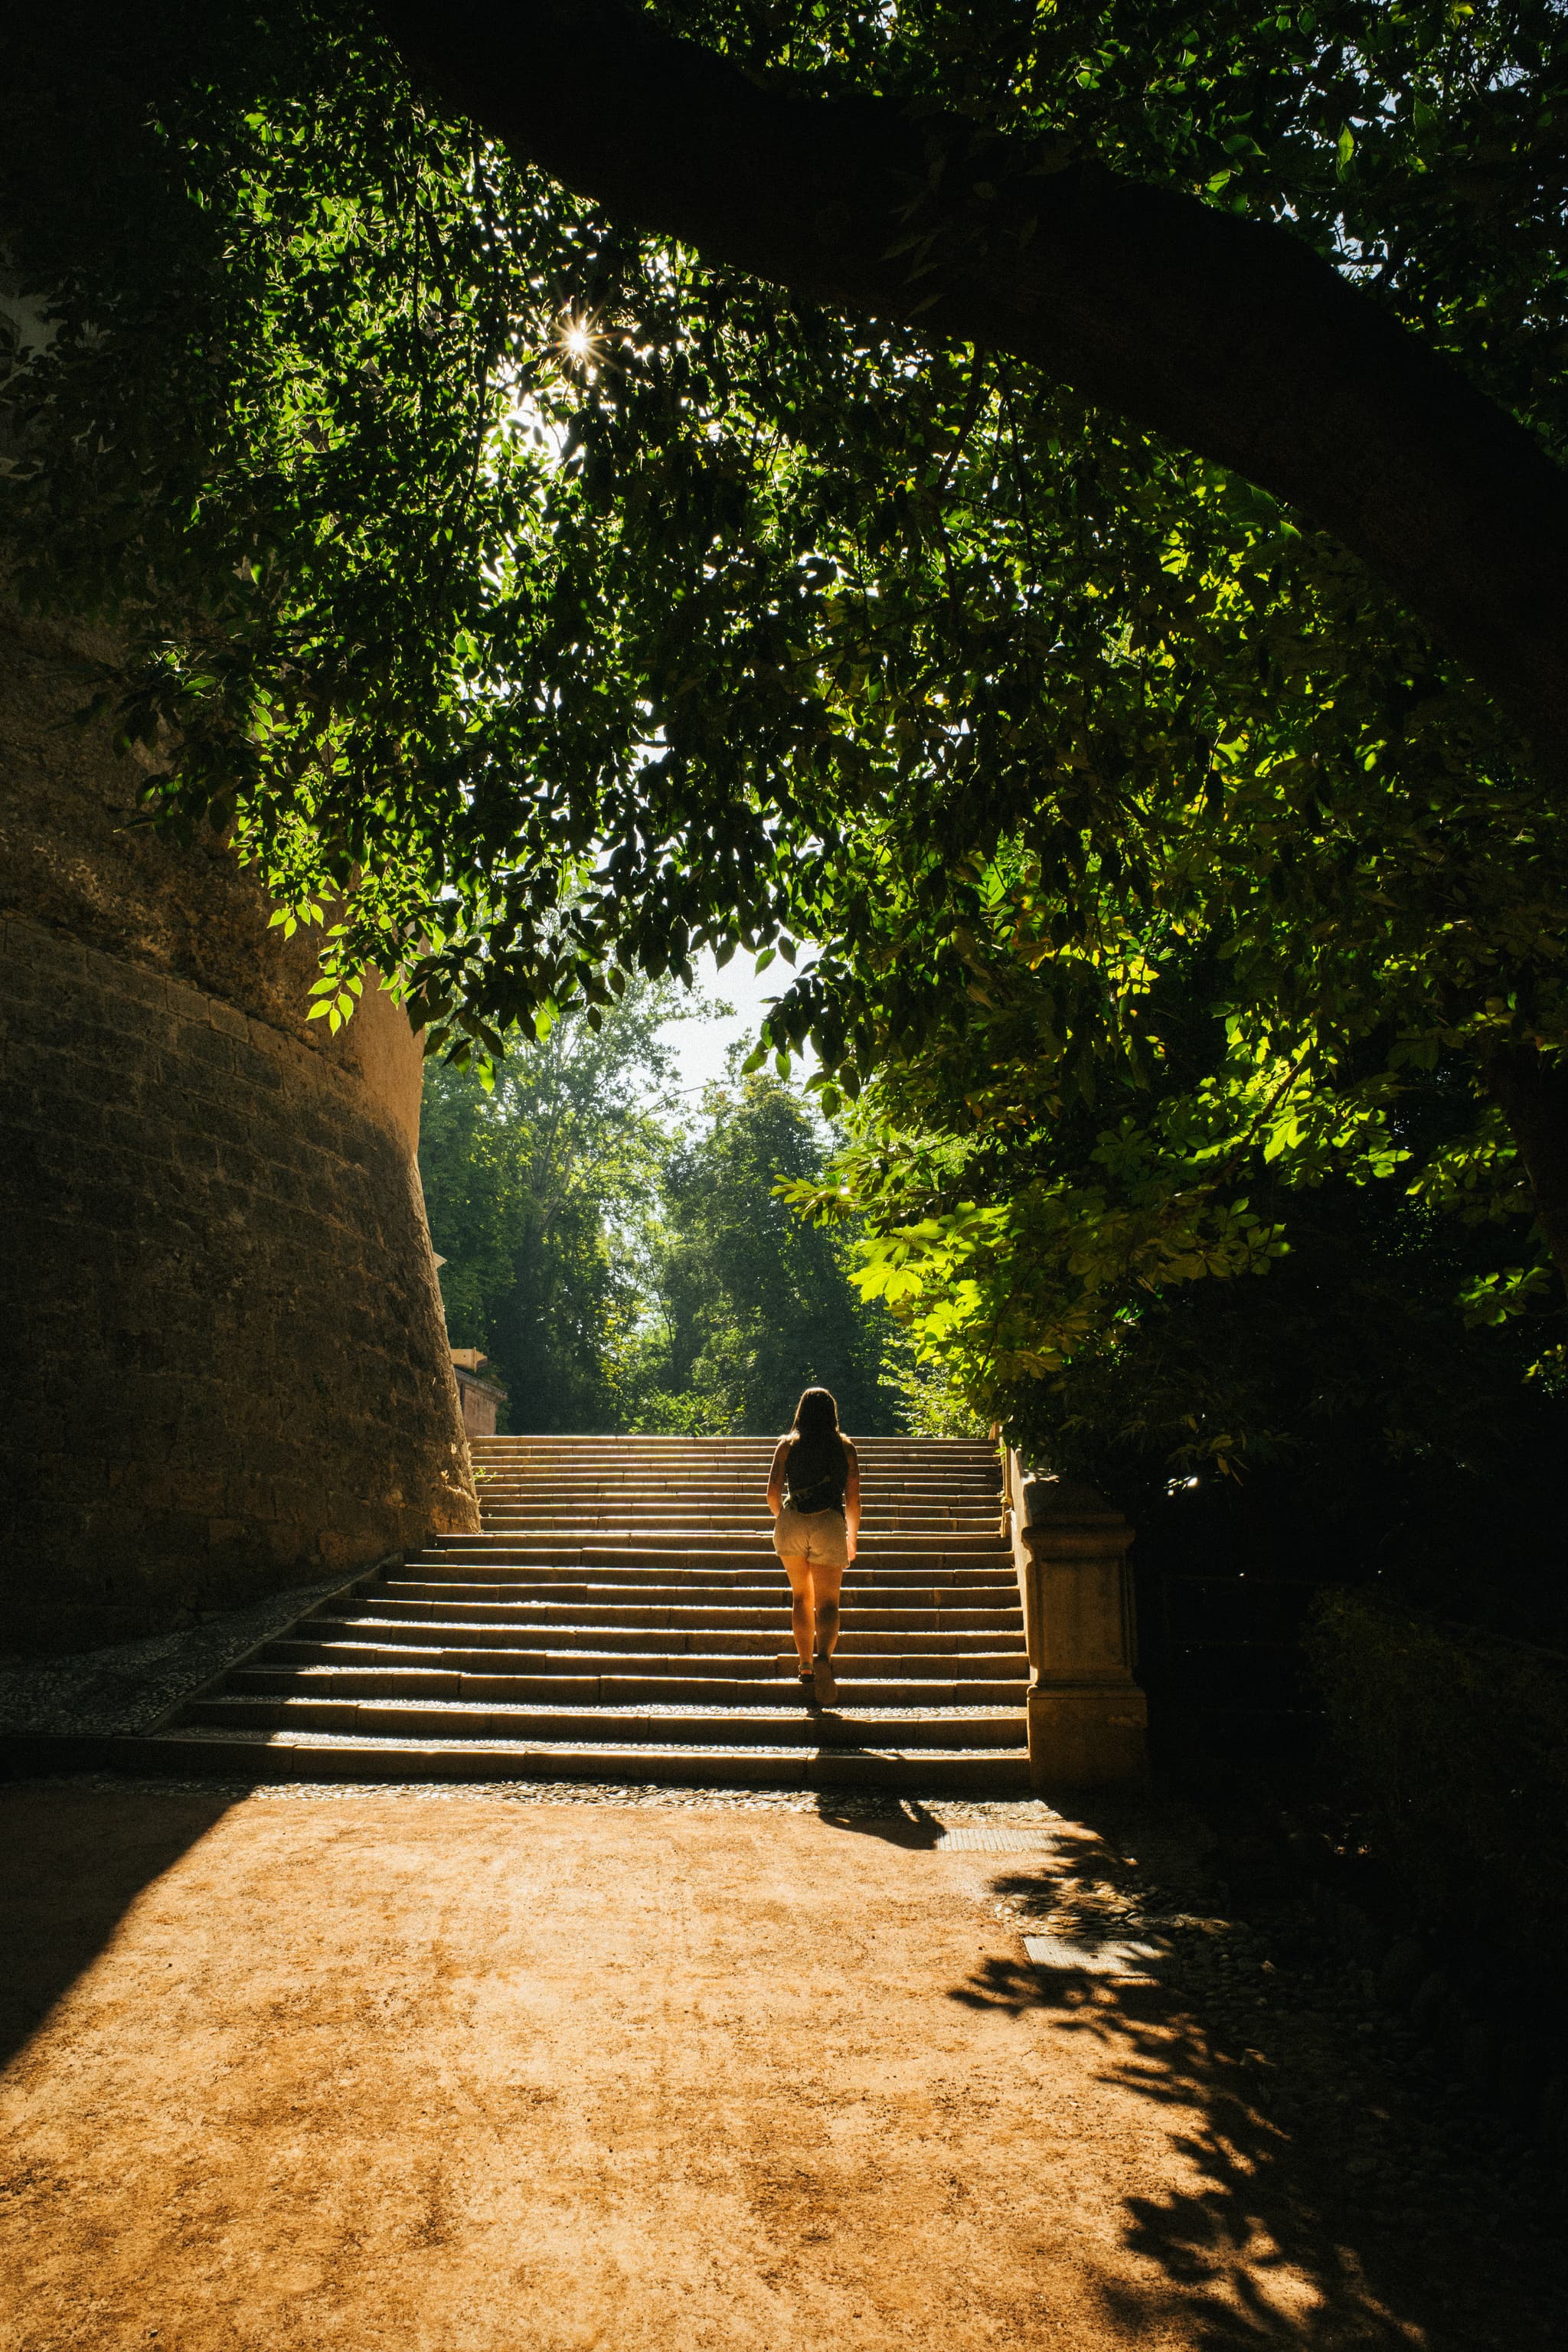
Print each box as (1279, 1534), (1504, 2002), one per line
(767, 1386), (860, 1706)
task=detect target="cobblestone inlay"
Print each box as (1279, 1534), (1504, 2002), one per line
(933, 1825), (1060, 1851)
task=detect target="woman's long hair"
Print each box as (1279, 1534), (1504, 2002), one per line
(791, 1386), (841, 1440)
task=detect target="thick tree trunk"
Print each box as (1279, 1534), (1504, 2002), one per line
(1486, 1044), (1568, 1303)
(375, 0), (1568, 777)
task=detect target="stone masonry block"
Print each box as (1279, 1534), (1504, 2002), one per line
(172, 1019), (239, 1080)
(206, 999), (251, 1041)
(89, 954), (171, 1013)
(242, 1026), (289, 1083)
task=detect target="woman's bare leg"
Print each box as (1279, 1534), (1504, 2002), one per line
(812, 1562), (844, 1659)
(780, 1555), (815, 1669)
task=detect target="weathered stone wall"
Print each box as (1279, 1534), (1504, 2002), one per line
(0, 609), (478, 1656)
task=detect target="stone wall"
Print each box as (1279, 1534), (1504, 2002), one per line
(0, 609), (479, 1655)
(454, 1366), (508, 1439)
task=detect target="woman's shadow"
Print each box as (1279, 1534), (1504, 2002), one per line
(812, 1794), (946, 1847)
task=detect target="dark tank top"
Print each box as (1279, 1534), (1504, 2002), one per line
(784, 1431), (848, 1517)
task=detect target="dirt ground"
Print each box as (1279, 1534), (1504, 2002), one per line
(0, 1784), (1558, 2352)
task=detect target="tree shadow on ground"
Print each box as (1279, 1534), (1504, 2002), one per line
(946, 1836), (1563, 2350)
(0, 1779), (236, 2073)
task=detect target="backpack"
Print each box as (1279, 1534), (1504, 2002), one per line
(784, 1431), (848, 1517)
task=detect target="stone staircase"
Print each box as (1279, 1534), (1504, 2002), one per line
(139, 1436), (1031, 1791)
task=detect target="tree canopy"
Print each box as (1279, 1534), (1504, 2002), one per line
(649, 1065), (909, 1433)
(3, 2), (1566, 1414)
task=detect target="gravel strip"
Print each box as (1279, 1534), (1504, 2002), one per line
(3, 1772), (1062, 1819)
(206, 1697), (1024, 1720)
(162, 1730), (1027, 1758)
(0, 1576), (353, 1737)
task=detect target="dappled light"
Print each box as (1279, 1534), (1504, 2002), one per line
(940, 1842), (1554, 2350)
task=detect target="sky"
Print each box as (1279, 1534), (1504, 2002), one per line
(654, 946), (817, 1109)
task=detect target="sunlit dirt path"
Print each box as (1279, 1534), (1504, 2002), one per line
(0, 1786), (1553, 2350)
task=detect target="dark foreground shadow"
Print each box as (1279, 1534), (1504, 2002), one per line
(945, 1841), (1564, 2350)
(0, 1781), (234, 2072)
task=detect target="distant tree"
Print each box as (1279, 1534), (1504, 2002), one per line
(419, 982), (678, 1430)
(628, 1067), (905, 1436)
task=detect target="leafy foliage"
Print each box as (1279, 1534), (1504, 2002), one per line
(5, 8), (1565, 1050)
(789, 952), (1564, 1468)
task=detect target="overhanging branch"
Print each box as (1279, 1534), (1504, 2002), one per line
(375, 0), (1568, 771)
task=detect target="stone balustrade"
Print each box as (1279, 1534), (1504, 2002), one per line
(1003, 1449), (1148, 1787)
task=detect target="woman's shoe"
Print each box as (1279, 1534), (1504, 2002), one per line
(812, 1655), (838, 1706)
(798, 1668), (818, 1707)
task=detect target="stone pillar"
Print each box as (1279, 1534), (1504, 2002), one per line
(0, 608), (479, 1655)
(1011, 1468), (1148, 1788)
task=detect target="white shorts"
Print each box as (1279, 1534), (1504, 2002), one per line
(772, 1507), (849, 1571)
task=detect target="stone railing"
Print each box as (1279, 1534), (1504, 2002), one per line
(1002, 1446), (1148, 1787)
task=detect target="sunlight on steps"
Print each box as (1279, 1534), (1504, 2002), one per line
(137, 1437), (1031, 1792)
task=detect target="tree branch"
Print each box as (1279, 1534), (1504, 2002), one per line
(374, 0), (1568, 774)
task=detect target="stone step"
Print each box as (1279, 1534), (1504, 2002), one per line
(390, 1569), (1019, 1596)
(400, 1566), (1019, 1593)
(470, 1510), (1002, 1521)
(471, 1461), (1003, 1476)
(387, 1573), (1017, 1604)
(470, 1472), (998, 1489)
(423, 1560), (1013, 1583)
(421, 1560), (1014, 1583)
(433, 1532), (1011, 1557)
(435, 1544), (1014, 1566)
(472, 1486), (1001, 1505)
(302, 1613), (1026, 1657)
(465, 1449), (1001, 1467)
(376, 1591), (1021, 1632)
(119, 1730), (1031, 1794)
(472, 1449), (1001, 1467)
(477, 1483), (1000, 1494)
(472, 1447), (998, 1457)
(470, 1420), (991, 1439)
(471, 1514), (1001, 1531)
(183, 1693), (1028, 1749)
(472, 1494), (1001, 1509)
(469, 1465), (1000, 1480)
(423, 1558), (1012, 1579)
(233, 1664), (1030, 1706)
(471, 1473), (1001, 1486)
(265, 1638), (1027, 1681)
